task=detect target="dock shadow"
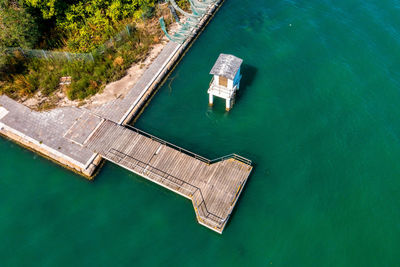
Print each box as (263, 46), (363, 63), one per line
(237, 64), (258, 99)
(223, 163), (257, 232)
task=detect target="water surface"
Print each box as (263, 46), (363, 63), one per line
(2, 0), (400, 266)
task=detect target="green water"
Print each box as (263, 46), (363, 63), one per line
(2, 0), (400, 265)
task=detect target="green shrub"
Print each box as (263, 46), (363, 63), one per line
(25, 70), (40, 93)
(177, 0), (190, 11)
(67, 76), (90, 100)
(67, 74), (101, 100)
(40, 70), (60, 96)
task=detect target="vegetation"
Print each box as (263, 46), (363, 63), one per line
(0, 0), (178, 106)
(176, 0), (190, 10)
(0, 3), (39, 48)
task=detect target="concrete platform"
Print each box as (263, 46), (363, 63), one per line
(0, 95), (99, 176)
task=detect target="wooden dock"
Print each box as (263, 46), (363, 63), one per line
(83, 120), (252, 233)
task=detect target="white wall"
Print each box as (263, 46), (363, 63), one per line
(228, 79), (233, 89)
(214, 75), (219, 85)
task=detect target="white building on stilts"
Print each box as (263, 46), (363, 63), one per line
(208, 54), (243, 111)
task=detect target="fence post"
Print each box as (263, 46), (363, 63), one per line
(64, 52), (70, 62)
(18, 48), (26, 58)
(42, 50), (48, 60)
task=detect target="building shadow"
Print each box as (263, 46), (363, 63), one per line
(222, 163), (257, 233)
(237, 64), (257, 99)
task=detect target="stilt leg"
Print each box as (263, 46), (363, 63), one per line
(209, 94), (214, 107)
(226, 98), (231, 111)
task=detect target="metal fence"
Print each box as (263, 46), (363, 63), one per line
(124, 124), (252, 166)
(95, 24), (135, 55)
(160, 0), (220, 44)
(5, 47), (94, 62)
(4, 24), (136, 62)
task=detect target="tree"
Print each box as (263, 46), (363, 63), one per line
(0, 3), (39, 48)
(59, 0), (156, 52)
(0, 46), (7, 71)
(23, 0), (58, 19)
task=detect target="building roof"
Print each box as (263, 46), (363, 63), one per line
(210, 54), (243, 80)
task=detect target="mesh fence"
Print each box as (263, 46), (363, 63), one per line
(160, 0), (220, 44)
(5, 48), (94, 61)
(4, 24), (136, 62)
(95, 24), (135, 55)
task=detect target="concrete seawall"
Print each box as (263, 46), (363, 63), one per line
(122, 1), (226, 125)
(0, 101), (101, 178)
(0, 127), (102, 178)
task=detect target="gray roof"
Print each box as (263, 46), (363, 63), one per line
(210, 54), (243, 80)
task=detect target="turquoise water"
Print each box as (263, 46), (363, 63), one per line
(2, 0), (400, 265)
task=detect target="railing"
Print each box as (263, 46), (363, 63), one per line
(124, 124), (210, 163)
(124, 124), (252, 166)
(208, 77), (237, 98)
(106, 148), (226, 229)
(210, 154), (253, 166)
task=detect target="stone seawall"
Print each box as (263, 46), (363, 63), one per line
(0, 123), (102, 179)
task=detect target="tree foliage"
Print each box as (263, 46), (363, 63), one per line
(0, 2), (39, 48)
(18, 0), (156, 52)
(59, 0), (156, 52)
(0, 1), (39, 70)
(24, 0), (58, 18)
(0, 47), (7, 71)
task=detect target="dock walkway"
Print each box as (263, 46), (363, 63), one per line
(91, 42), (180, 124)
(83, 120), (252, 233)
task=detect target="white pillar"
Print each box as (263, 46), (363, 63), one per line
(209, 93), (214, 106)
(228, 79), (233, 89)
(226, 98), (231, 111)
